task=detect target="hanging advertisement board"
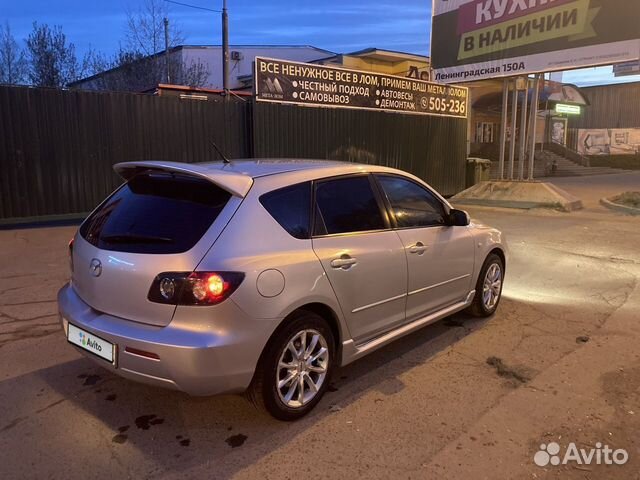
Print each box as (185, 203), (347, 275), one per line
(255, 57), (469, 119)
(431, 0), (640, 83)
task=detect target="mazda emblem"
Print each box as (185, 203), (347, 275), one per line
(89, 258), (102, 277)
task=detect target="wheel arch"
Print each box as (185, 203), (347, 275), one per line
(252, 302), (343, 377)
(295, 302), (342, 352)
(489, 247), (506, 272)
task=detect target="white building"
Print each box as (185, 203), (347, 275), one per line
(71, 45), (335, 92)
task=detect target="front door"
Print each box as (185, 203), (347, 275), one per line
(395, 226), (475, 320)
(311, 175), (408, 344)
(375, 174), (475, 320)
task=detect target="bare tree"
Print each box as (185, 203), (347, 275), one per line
(125, 0), (185, 55)
(76, 0), (210, 92)
(173, 58), (210, 88)
(25, 22), (81, 87)
(89, 47), (159, 92)
(81, 46), (110, 78)
(83, 47), (210, 92)
(0, 22), (28, 85)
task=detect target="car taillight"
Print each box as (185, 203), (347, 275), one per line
(148, 272), (244, 306)
(68, 237), (75, 273)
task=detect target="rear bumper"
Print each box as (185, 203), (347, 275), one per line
(57, 283), (281, 396)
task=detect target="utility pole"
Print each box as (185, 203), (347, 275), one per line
(163, 17), (171, 84)
(161, 1), (225, 89)
(222, 0), (229, 96)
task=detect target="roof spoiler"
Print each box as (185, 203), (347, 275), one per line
(113, 161), (253, 198)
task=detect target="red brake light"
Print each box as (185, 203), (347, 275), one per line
(148, 271), (244, 306)
(206, 274), (226, 297)
(190, 273), (228, 301)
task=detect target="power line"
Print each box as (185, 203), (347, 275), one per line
(163, 0), (221, 13)
(163, 0), (229, 95)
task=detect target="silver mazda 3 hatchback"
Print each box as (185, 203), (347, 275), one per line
(58, 159), (507, 420)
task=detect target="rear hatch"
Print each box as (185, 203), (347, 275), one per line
(71, 163), (249, 326)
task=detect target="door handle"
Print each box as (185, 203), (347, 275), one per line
(409, 242), (428, 255)
(330, 255), (357, 269)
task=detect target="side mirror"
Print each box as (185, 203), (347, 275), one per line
(448, 209), (471, 227)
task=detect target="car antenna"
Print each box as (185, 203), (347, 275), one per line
(211, 141), (231, 164)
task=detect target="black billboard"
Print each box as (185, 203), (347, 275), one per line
(255, 57), (468, 119)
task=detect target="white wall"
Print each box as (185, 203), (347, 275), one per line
(180, 46), (334, 89)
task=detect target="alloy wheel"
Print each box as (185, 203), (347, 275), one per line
(276, 329), (329, 408)
(482, 263), (502, 310)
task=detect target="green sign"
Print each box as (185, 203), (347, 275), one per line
(555, 104), (581, 115)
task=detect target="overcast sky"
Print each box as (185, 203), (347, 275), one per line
(3, 0), (639, 86)
(2, 0), (431, 56)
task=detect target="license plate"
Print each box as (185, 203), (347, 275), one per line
(67, 323), (115, 364)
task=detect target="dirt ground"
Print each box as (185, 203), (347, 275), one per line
(1, 173), (639, 479)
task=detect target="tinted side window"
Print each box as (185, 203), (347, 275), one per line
(377, 175), (446, 228)
(79, 173), (231, 254)
(314, 176), (386, 235)
(260, 182), (311, 239)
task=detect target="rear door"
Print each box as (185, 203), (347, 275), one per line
(375, 174), (475, 321)
(72, 172), (237, 326)
(311, 175), (408, 344)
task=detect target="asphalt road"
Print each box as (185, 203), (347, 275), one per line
(550, 171), (640, 212)
(1, 174), (639, 479)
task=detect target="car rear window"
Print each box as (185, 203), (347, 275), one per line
(260, 182), (311, 239)
(79, 172), (231, 254)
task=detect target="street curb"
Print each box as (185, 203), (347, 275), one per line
(451, 181), (583, 212)
(452, 198), (579, 212)
(542, 183), (584, 211)
(600, 197), (640, 216)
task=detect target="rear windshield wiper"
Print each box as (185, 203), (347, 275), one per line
(100, 234), (175, 244)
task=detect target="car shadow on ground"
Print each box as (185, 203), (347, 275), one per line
(2, 310), (491, 478)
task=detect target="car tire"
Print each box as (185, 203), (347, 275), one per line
(466, 253), (505, 318)
(247, 310), (335, 421)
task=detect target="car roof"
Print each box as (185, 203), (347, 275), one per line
(113, 159), (412, 198)
(196, 159), (357, 178)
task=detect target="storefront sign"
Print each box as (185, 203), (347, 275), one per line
(406, 66), (431, 82)
(255, 57), (468, 119)
(431, 0), (640, 83)
(555, 103), (581, 115)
